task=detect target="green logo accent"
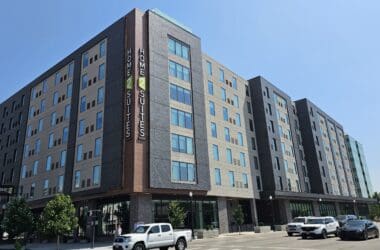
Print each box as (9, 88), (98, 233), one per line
(138, 77), (146, 91)
(126, 76), (133, 90)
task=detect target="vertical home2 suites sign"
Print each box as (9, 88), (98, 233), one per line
(124, 47), (147, 141)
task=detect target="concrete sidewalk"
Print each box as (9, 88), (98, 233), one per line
(0, 242), (113, 250)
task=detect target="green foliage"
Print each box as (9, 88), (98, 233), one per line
(168, 201), (186, 228)
(14, 240), (22, 250)
(232, 205), (245, 234)
(369, 204), (380, 221)
(2, 198), (34, 239)
(38, 194), (78, 238)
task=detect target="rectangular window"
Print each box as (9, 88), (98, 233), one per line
(226, 148), (232, 164)
(97, 87), (104, 104)
(32, 161), (38, 175)
(78, 120), (85, 137)
(228, 171), (235, 187)
(254, 156), (259, 169)
(251, 137), (256, 150)
(211, 122), (217, 138)
(208, 81), (214, 95)
(168, 60), (190, 82)
(58, 175), (64, 192)
(64, 104), (71, 120)
(275, 157), (281, 170)
(81, 74), (88, 90)
(209, 101), (215, 116)
(247, 101), (252, 114)
(62, 127), (69, 143)
(96, 112), (103, 130)
(281, 142), (286, 154)
(82, 52), (89, 68)
(74, 171), (80, 188)
(215, 168), (221, 185)
(235, 113), (241, 126)
(80, 96), (86, 113)
(279, 176), (283, 190)
(99, 40), (106, 58)
(43, 179), (49, 194)
(223, 107), (228, 121)
(171, 161), (195, 182)
(94, 137), (102, 157)
(240, 152), (246, 167)
(53, 92), (59, 106)
(98, 63), (105, 80)
(35, 139), (41, 153)
(21, 165), (27, 179)
(256, 176), (262, 190)
(68, 62), (74, 77)
(40, 99), (46, 112)
(224, 127), (230, 142)
(233, 95), (239, 108)
(42, 80), (48, 93)
(237, 132), (243, 146)
(169, 84), (192, 105)
(170, 108), (192, 129)
(168, 37), (189, 60)
(38, 119), (43, 132)
(24, 144), (29, 158)
(48, 133), (54, 149)
(93, 165), (101, 185)
(46, 155), (52, 171)
(76, 144), (83, 162)
(60, 150), (66, 167)
(249, 119), (254, 131)
(55, 72), (61, 85)
(207, 61), (212, 75)
(242, 173), (248, 188)
(30, 183), (35, 198)
(219, 69), (224, 82)
(67, 83), (72, 98)
(221, 87), (226, 101)
(171, 134), (193, 154)
(212, 144), (219, 161)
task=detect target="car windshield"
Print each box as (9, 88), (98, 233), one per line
(346, 220), (366, 226)
(307, 218), (325, 224)
(293, 218), (305, 223)
(133, 226), (150, 233)
(336, 215), (347, 220)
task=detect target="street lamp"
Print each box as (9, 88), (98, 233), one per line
(353, 199), (357, 217)
(269, 195), (275, 231)
(189, 192), (194, 239)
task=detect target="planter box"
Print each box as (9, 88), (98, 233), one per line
(274, 225), (287, 231)
(194, 229), (219, 239)
(254, 226), (271, 233)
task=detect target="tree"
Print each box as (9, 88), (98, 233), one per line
(38, 194), (78, 250)
(232, 205), (245, 234)
(168, 201), (186, 228)
(2, 198), (34, 247)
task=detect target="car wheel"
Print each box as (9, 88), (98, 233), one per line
(334, 228), (339, 237)
(375, 230), (379, 239)
(287, 232), (293, 236)
(302, 234), (307, 239)
(175, 238), (186, 250)
(363, 230), (368, 241)
(321, 230), (327, 239)
(133, 243), (145, 250)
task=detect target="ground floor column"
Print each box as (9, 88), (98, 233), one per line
(129, 193), (152, 231)
(217, 197), (229, 234)
(249, 199), (258, 226)
(334, 202), (340, 215)
(312, 201), (321, 217)
(278, 200), (292, 224)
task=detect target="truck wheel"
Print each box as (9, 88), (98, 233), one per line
(287, 232), (293, 236)
(175, 238), (186, 250)
(301, 233), (307, 239)
(133, 243), (145, 250)
(321, 230), (327, 239)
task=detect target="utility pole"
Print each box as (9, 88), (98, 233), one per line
(88, 209), (101, 249)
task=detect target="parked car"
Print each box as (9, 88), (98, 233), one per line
(113, 223), (192, 250)
(286, 217), (309, 236)
(335, 214), (357, 227)
(301, 216), (340, 239)
(339, 219), (379, 240)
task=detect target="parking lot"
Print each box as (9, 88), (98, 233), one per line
(188, 231), (380, 250)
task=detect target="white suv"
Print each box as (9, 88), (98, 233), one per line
(301, 216), (339, 239)
(286, 217), (309, 236)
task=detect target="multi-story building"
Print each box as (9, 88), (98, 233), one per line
(345, 135), (373, 198)
(0, 8), (375, 236)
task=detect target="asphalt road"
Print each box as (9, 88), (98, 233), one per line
(188, 231), (380, 250)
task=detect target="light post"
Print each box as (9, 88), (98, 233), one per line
(269, 195), (275, 231)
(189, 192), (194, 239)
(353, 199), (357, 217)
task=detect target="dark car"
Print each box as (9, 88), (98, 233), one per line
(340, 220), (379, 240)
(336, 214), (357, 227)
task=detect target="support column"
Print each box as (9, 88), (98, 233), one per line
(249, 199), (258, 226)
(334, 202), (340, 215)
(129, 193), (152, 231)
(217, 197), (229, 234)
(312, 201), (321, 217)
(278, 200), (292, 224)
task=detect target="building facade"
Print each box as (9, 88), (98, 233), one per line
(0, 8), (375, 236)
(345, 135), (373, 198)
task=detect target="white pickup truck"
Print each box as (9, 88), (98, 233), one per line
(113, 223), (192, 250)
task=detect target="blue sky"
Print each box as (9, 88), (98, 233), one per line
(0, 0), (379, 192)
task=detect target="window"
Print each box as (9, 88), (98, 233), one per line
(21, 165), (27, 179)
(208, 81), (214, 95)
(77, 144), (83, 162)
(29, 106), (35, 118)
(97, 87), (104, 104)
(209, 101), (215, 116)
(93, 165), (101, 185)
(50, 112), (56, 126)
(219, 69), (224, 82)
(35, 139), (41, 153)
(168, 61), (190, 82)
(168, 37), (189, 60)
(228, 171), (235, 187)
(32, 161), (38, 175)
(322, 166), (326, 177)
(226, 148), (232, 164)
(99, 40), (106, 58)
(53, 92), (59, 105)
(240, 152), (246, 167)
(212, 144), (219, 160)
(251, 137), (257, 150)
(235, 113), (241, 126)
(169, 84), (192, 105)
(27, 125), (32, 137)
(254, 156), (259, 169)
(78, 120), (85, 136)
(161, 225), (171, 233)
(275, 157), (281, 170)
(46, 155), (52, 171)
(38, 119), (43, 132)
(171, 134), (193, 154)
(288, 179), (292, 191)
(98, 63), (105, 80)
(232, 77), (237, 90)
(150, 226), (160, 234)
(221, 87), (226, 101)
(40, 99), (46, 112)
(24, 144), (29, 158)
(55, 72), (61, 85)
(94, 137), (102, 157)
(42, 80), (48, 93)
(171, 108), (192, 129)
(237, 132), (243, 146)
(80, 96), (86, 112)
(74, 171), (80, 188)
(62, 127), (69, 143)
(81, 74), (88, 89)
(267, 103), (272, 115)
(272, 138), (277, 151)
(223, 107), (228, 121)
(58, 175), (64, 192)
(83, 52), (89, 68)
(30, 183), (35, 198)
(242, 173), (248, 188)
(233, 95), (239, 108)
(48, 133), (54, 149)
(249, 119), (254, 131)
(96, 112), (103, 130)
(171, 161), (195, 182)
(60, 150), (66, 167)
(215, 168), (221, 185)
(68, 62), (74, 77)
(256, 176), (262, 190)
(64, 104), (71, 120)
(278, 176), (283, 190)
(211, 122), (217, 138)
(67, 83), (73, 98)
(207, 61), (212, 75)
(224, 127), (230, 142)
(247, 101), (252, 114)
